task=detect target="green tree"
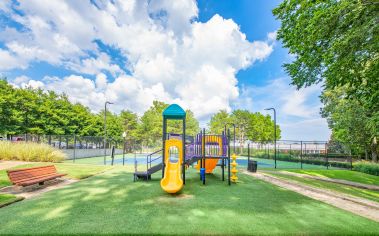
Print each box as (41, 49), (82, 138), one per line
(208, 109), (281, 152)
(321, 87), (376, 161)
(208, 110), (230, 134)
(138, 101), (200, 147)
(273, 0), (378, 161)
(138, 101), (167, 147)
(273, 1), (378, 109)
(0, 79), (20, 134)
(231, 110), (251, 153)
(247, 113), (281, 142)
(119, 110), (140, 143)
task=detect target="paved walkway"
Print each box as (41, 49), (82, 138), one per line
(244, 171), (379, 222)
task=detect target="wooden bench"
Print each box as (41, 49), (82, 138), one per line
(7, 165), (67, 187)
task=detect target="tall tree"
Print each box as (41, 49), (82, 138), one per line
(231, 110), (251, 153)
(0, 79), (20, 134)
(119, 110), (140, 142)
(321, 86), (376, 160)
(273, 0), (378, 161)
(208, 110), (282, 151)
(209, 110), (230, 134)
(247, 113), (281, 142)
(138, 101), (168, 147)
(138, 101), (199, 147)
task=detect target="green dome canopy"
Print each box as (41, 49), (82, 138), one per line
(162, 104), (186, 120)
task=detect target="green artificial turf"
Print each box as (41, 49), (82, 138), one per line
(0, 193), (23, 207)
(0, 163), (112, 188)
(0, 168), (378, 235)
(0, 169), (11, 188)
(266, 172), (379, 203)
(286, 169), (379, 186)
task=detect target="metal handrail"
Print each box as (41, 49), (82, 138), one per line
(146, 149), (162, 169)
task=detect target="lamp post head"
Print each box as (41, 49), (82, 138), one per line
(264, 108), (274, 111)
(122, 131), (127, 138)
(105, 101), (114, 105)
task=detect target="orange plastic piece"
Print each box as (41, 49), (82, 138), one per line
(196, 136), (223, 173)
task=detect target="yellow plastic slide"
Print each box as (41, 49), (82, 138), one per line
(160, 139), (183, 193)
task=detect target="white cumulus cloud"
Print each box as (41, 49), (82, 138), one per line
(0, 0), (274, 120)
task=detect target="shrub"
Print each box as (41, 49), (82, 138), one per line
(353, 161), (379, 176)
(0, 141), (65, 162)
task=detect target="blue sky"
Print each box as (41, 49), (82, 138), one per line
(0, 0), (330, 140)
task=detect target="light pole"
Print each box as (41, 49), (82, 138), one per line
(104, 101), (113, 165)
(265, 108), (276, 169)
(122, 131), (127, 166)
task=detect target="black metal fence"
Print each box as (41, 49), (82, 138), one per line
(4, 134), (120, 149)
(233, 140), (358, 170)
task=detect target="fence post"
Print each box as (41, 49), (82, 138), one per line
(325, 144), (329, 170)
(73, 135), (76, 163)
(111, 145), (115, 166)
(247, 143), (250, 171)
(300, 141), (303, 169)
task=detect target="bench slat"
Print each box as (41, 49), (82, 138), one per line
(7, 165), (56, 173)
(12, 173), (62, 184)
(7, 165), (66, 186)
(18, 174), (67, 186)
(10, 170), (56, 178)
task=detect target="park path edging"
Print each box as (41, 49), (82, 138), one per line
(243, 171), (379, 223)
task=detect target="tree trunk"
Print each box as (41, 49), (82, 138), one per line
(371, 137), (378, 162)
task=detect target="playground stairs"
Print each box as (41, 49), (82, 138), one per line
(134, 149), (163, 180)
(134, 163), (163, 180)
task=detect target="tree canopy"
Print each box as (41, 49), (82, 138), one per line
(273, 0), (378, 161)
(0, 79), (200, 147)
(208, 109), (281, 152)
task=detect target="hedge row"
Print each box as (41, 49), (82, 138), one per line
(353, 162), (379, 176)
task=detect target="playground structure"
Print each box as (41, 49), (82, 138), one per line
(134, 104), (231, 193)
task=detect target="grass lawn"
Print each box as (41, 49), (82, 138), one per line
(266, 172), (379, 203)
(286, 169), (379, 186)
(0, 193), (23, 207)
(0, 168), (378, 235)
(0, 163), (113, 188)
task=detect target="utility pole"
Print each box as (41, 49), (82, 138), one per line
(265, 108), (277, 169)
